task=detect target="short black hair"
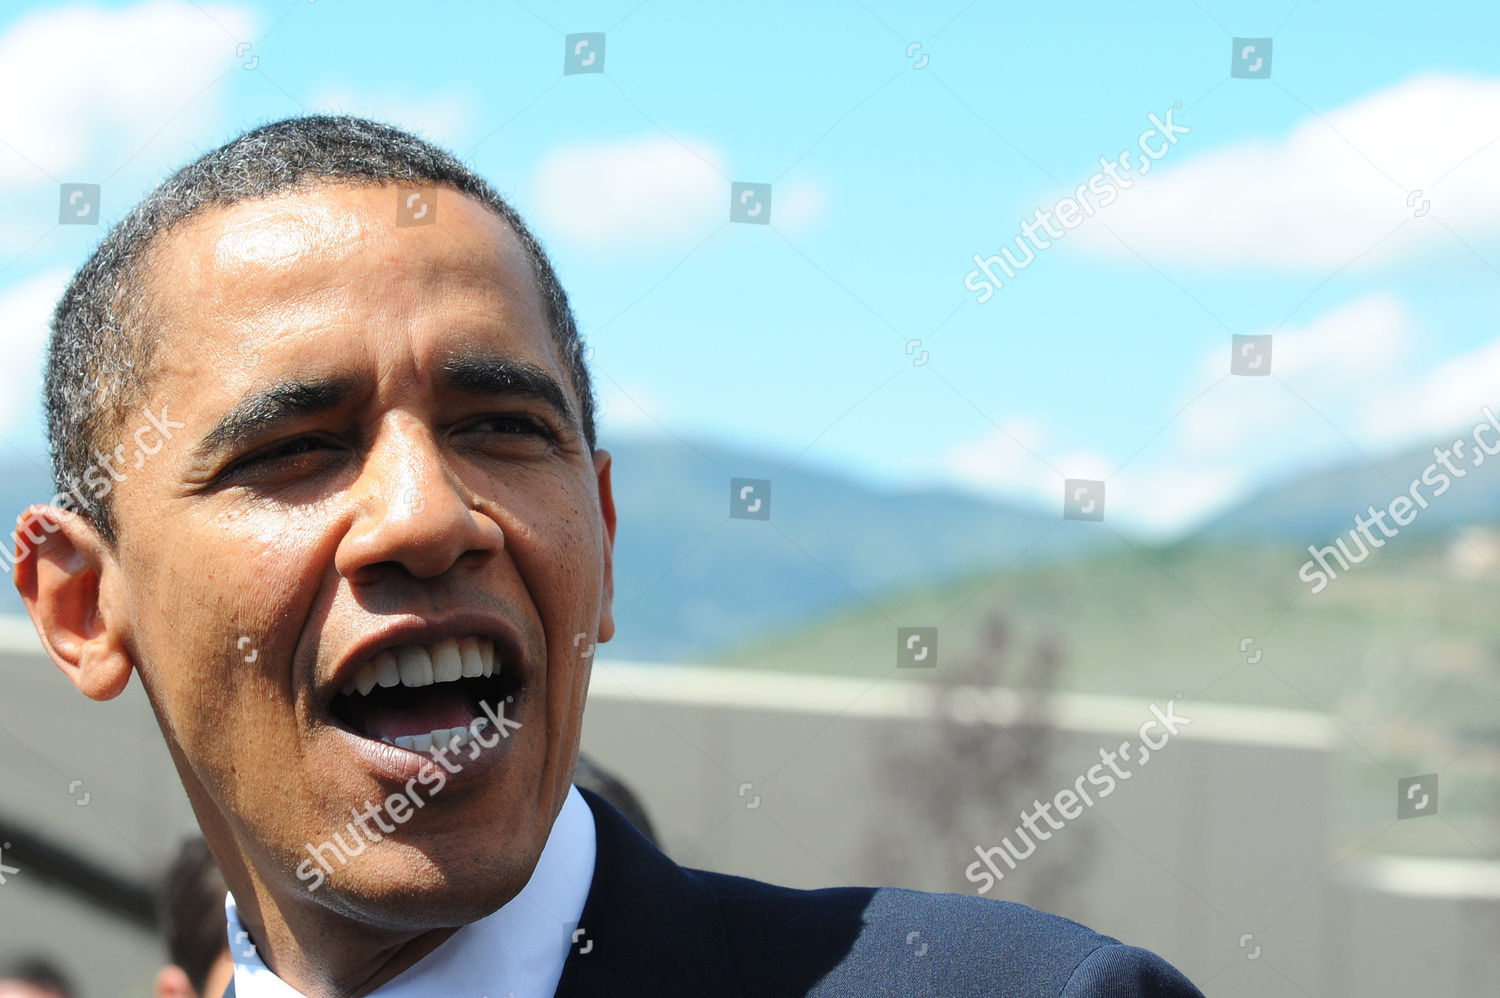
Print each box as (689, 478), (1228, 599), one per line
(0, 953), (77, 998)
(45, 114), (596, 545)
(157, 836), (229, 996)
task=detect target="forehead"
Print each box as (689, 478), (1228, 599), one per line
(140, 182), (553, 374)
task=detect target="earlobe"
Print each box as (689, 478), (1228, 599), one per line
(153, 964), (197, 998)
(13, 503), (134, 701)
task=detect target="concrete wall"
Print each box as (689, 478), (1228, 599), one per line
(1329, 857), (1500, 997)
(580, 661), (1341, 997)
(0, 617), (200, 998)
(0, 621), (1493, 997)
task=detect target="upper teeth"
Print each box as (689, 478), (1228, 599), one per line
(340, 636), (495, 696)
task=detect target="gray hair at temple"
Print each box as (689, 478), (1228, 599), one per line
(43, 114), (596, 545)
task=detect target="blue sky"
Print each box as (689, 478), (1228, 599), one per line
(2, 0), (1498, 536)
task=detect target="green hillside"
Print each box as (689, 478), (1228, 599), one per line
(712, 533), (1500, 858)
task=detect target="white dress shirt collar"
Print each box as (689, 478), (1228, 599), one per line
(225, 783), (596, 998)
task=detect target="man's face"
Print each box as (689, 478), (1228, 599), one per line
(100, 183), (615, 927)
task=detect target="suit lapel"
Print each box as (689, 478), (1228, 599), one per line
(552, 787), (742, 998)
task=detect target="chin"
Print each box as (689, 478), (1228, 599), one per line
(309, 842), (539, 928)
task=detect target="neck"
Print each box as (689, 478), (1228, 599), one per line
(230, 886), (466, 997)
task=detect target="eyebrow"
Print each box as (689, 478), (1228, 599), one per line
(192, 354), (577, 462)
(439, 352), (577, 430)
(194, 377), (358, 461)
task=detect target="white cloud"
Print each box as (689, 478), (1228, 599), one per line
(941, 417), (1112, 506)
(0, 268), (71, 438)
(1068, 75), (1500, 269)
(532, 136), (829, 249)
(308, 87), (475, 148)
(1180, 294), (1412, 454)
(939, 415), (1240, 535)
(1174, 294), (1500, 462)
(533, 136), (725, 250)
(1109, 465), (1245, 535)
(598, 380), (671, 435)
(1361, 332), (1500, 445)
(941, 414), (1242, 535)
(0, 2), (256, 191)
(934, 295), (1431, 534)
(1128, 296), (1416, 530)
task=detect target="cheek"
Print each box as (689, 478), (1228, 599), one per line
(128, 513), (326, 736)
(506, 490), (600, 676)
(144, 514), (335, 815)
(529, 476), (601, 574)
(516, 495), (602, 625)
(177, 512), (327, 631)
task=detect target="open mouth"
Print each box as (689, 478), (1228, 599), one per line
(327, 636), (521, 755)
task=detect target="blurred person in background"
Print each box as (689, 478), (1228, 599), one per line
(155, 837), (235, 998)
(572, 754), (657, 847)
(0, 955), (77, 998)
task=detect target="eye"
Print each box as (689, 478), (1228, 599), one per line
(230, 435), (339, 473)
(463, 414), (556, 440)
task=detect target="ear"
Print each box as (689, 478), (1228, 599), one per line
(592, 448), (617, 644)
(153, 964), (199, 998)
(12, 503), (134, 701)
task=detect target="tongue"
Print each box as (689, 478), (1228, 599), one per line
(352, 684), (478, 742)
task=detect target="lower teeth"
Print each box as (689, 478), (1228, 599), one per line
(381, 717), (491, 753)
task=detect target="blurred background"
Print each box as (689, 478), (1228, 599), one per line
(1, 1), (1497, 995)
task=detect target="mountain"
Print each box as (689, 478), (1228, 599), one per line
(601, 434), (1100, 660)
(1186, 433), (1500, 548)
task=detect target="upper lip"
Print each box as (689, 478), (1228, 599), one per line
(320, 612), (529, 711)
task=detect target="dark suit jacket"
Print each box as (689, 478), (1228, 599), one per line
(226, 787), (1205, 996)
(555, 788), (1203, 997)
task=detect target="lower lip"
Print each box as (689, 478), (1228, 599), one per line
(328, 698), (525, 787)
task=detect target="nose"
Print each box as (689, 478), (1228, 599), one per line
(334, 416), (504, 583)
